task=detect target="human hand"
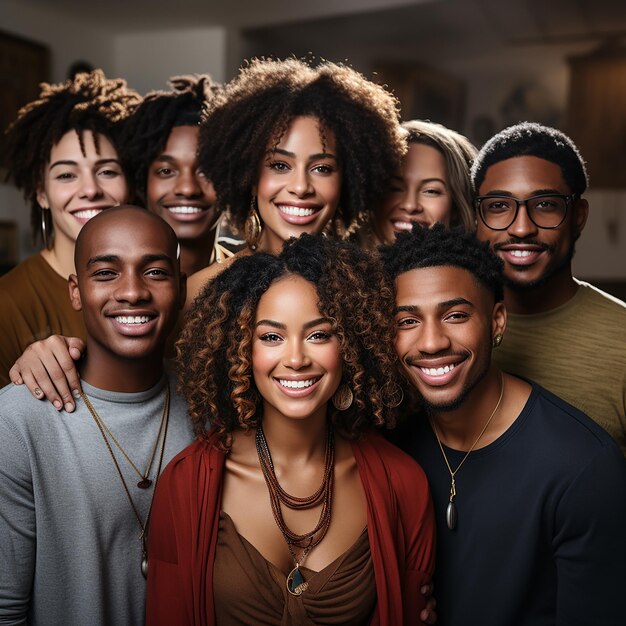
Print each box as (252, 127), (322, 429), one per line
(420, 582), (437, 624)
(9, 335), (85, 412)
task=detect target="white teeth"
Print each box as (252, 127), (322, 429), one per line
(393, 221), (415, 231)
(114, 315), (152, 325)
(278, 379), (316, 389)
(510, 249), (533, 257)
(73, 209), (102, 219)
(420, 363), (455, 376)
(279, 206), (316, 217)
(168, 206), (204, 214)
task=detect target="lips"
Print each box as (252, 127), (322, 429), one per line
(390, 218), (430, 233)
(164, 205), (212, 222)
(276, 204), (323, 225)
(108, 312), (158, 336)
(70, 207), (108, 224)
(496, 245), (547, 267)
(408, 357), (466, 387)
(273, 375), (322, 396)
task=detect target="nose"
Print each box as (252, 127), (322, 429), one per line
(287, 167), (313, 197)
(398, 189), (421, 214)
(283, 339), (312, 370)
(78, 171), (104, 200)
(507, 202), (538, 239)
(417, 319), (451, 356)
(114, 272), (150, 304)
(174, 168), (202, 198)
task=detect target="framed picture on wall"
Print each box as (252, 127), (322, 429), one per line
(0, 30), (50, 168)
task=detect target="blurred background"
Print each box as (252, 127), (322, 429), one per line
(1, 0), (625, 293)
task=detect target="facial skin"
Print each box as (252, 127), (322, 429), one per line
(36, 130), (128, 252)
(69, 208), (185, 391)
(252, 275), (343, 422)
(475, 156), (588, 295)
(376, 143), (452, 243)
(254, 116), (342, 254)
(147, 125), (218, 243)
(394, 266), (506, 412)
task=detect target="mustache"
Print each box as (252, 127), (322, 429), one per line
(404, 350), (470, 366)
(493, 238), (555, 253)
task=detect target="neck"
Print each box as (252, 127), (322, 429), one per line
(80, 344), (165, 393)
(179, 231), (216, 276)
(430, 366), (504, 451)
(505, 265), (578, 314)
(40, 237), (76, 279)
(257, 230), (284, 256)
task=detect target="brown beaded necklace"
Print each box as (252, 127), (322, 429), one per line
(255, 422), (334, 596)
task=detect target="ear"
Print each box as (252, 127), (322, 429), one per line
(36, 188), (49, 209)
(573, 197), (589, 238)
(68, 274), (82, 312)
(491, 300), (507, 341)
(178, 273), (187, 310)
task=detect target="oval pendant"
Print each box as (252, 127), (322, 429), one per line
(286, 565), (309, 596)
(137, 478), (152, 489)
(446, 500), (457, 531)
(141, 555), (148, 578)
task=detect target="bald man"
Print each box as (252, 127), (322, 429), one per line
(0, 207), (194, 626)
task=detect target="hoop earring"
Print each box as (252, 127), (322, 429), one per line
(332, 384), (353, 411)
(41, 208), (52, 249)
(244, 196), (262, 250)
(492, 333), (503, 348)
(382, 381), (404, 408)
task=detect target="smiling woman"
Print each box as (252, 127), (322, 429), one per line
(146, 234), (435, 625)
(0, 70), (141, 385)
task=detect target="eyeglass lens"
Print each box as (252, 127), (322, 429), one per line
(479, 195), (568, 229)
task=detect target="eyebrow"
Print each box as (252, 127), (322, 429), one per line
(49, 158), (121, 171)
(394, 298), (474, 314)
(255, 317), (331, 330)
(86, 253), (174, 266)
(269, 148), (338, 161)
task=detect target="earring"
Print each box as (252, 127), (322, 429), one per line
(382, 381), (404, 408)
(40, 208), (51, 249)
(332, 383), (353, 411)
(492, 333), (503, 348)
(244, 196), (262, 250)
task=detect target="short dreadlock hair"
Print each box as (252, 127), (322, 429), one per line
(121, 74), (221, 202)
(379, 223), (504, 302)
(3, 69), (141, 244)
(177, 233), (401, 446)
(197, 57), (405, 236)
(471, 122), (588, 196)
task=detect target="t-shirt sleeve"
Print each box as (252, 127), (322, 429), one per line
(553, 442), (626, 625)
(0, 416), (36, 623)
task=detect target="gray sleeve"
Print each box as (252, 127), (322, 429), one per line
(0, 417), (35, 625)
(553, 442), (626, 626)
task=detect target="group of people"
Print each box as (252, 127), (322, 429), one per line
(0, 57), (624, 626)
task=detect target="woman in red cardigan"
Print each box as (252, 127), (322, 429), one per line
(146, 234), (435, 625)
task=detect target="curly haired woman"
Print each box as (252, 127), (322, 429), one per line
(363, 120), (477, 247)
(0, 70), (141, 385)
(185, 57), (405, 307)
(147, 234), (435, 625)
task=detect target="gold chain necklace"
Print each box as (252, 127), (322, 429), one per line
(80, 383), (170, 577)
(430, 373), (504, 531)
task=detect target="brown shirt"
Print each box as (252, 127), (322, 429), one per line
(213, 512), (376, 625)
(0, 253), (86, 386)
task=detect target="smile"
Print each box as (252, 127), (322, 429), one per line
(392, 219), (429, 232)
(167, 206), (207, 214)
(114, 315), (153, 324)
(278, 378), (318, 389)
(72, 208), (104, 220)
(509, 250), (533, 258)
(278, 206), (318, 217)
(420, 363), (456, 377)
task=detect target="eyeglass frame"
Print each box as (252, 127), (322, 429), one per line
(474, 192), (577, 231)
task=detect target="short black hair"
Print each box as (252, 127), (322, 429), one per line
(121, 74), (221, 202)
(471, 122), (588, 195)
(379, 223), (504, 302)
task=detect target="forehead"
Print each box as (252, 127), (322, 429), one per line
(404, 142), (447, 177)
(256, 275), (320, 318)
(272, 116), (337, 153)
(160, 125), (199, 157)
(395, 266), (489, 308)
(50, 130), (117, 160)
(479, 156), (569, 195)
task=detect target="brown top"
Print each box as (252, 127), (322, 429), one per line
(213, 512), (376, 626)
(0, 253), (86, 387)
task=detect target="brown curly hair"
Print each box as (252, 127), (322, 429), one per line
(197, 57), (405, 237)
(177, 233), (401, 446)
(3, 69), (142, 244)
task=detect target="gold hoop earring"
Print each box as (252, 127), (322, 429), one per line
(382, 381), (404, 408)
(244, 196), (262, 250)
(41, 208), (52, 249)
(332, 384), (353, 411)
(493, 333), (503, 348)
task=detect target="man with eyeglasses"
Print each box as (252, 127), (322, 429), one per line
(472, 122), (626, 456)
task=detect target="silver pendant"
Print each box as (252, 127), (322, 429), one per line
(141, 554), (148, 578)
(446, 500), (457, 531)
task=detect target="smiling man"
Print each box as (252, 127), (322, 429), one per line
(0, 206), (194, 625)
(472, 122), (626, 455)
(381, 224), (626, 626)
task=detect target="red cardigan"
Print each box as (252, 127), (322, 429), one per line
(146, 430), (435, 625)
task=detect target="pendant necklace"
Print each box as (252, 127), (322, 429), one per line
(430, 373), (504, 531)
(256, 422), (334, 596)
(81, 382), (170, 577)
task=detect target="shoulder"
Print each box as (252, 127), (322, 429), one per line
(575, 280), (626, 320)
(185, 256), (237, 308)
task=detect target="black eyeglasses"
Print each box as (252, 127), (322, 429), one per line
(475, 193), (576, 230)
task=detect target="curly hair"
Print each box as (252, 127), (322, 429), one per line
(402, 120), (477, 232)
(177, 234), (401, 446)
(197, 57), (405, 236)
(121, 74), (221, 202)
(379, 222), (504, 302)
(471, 122), (588, 196)
(3, 69), (141, 244)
